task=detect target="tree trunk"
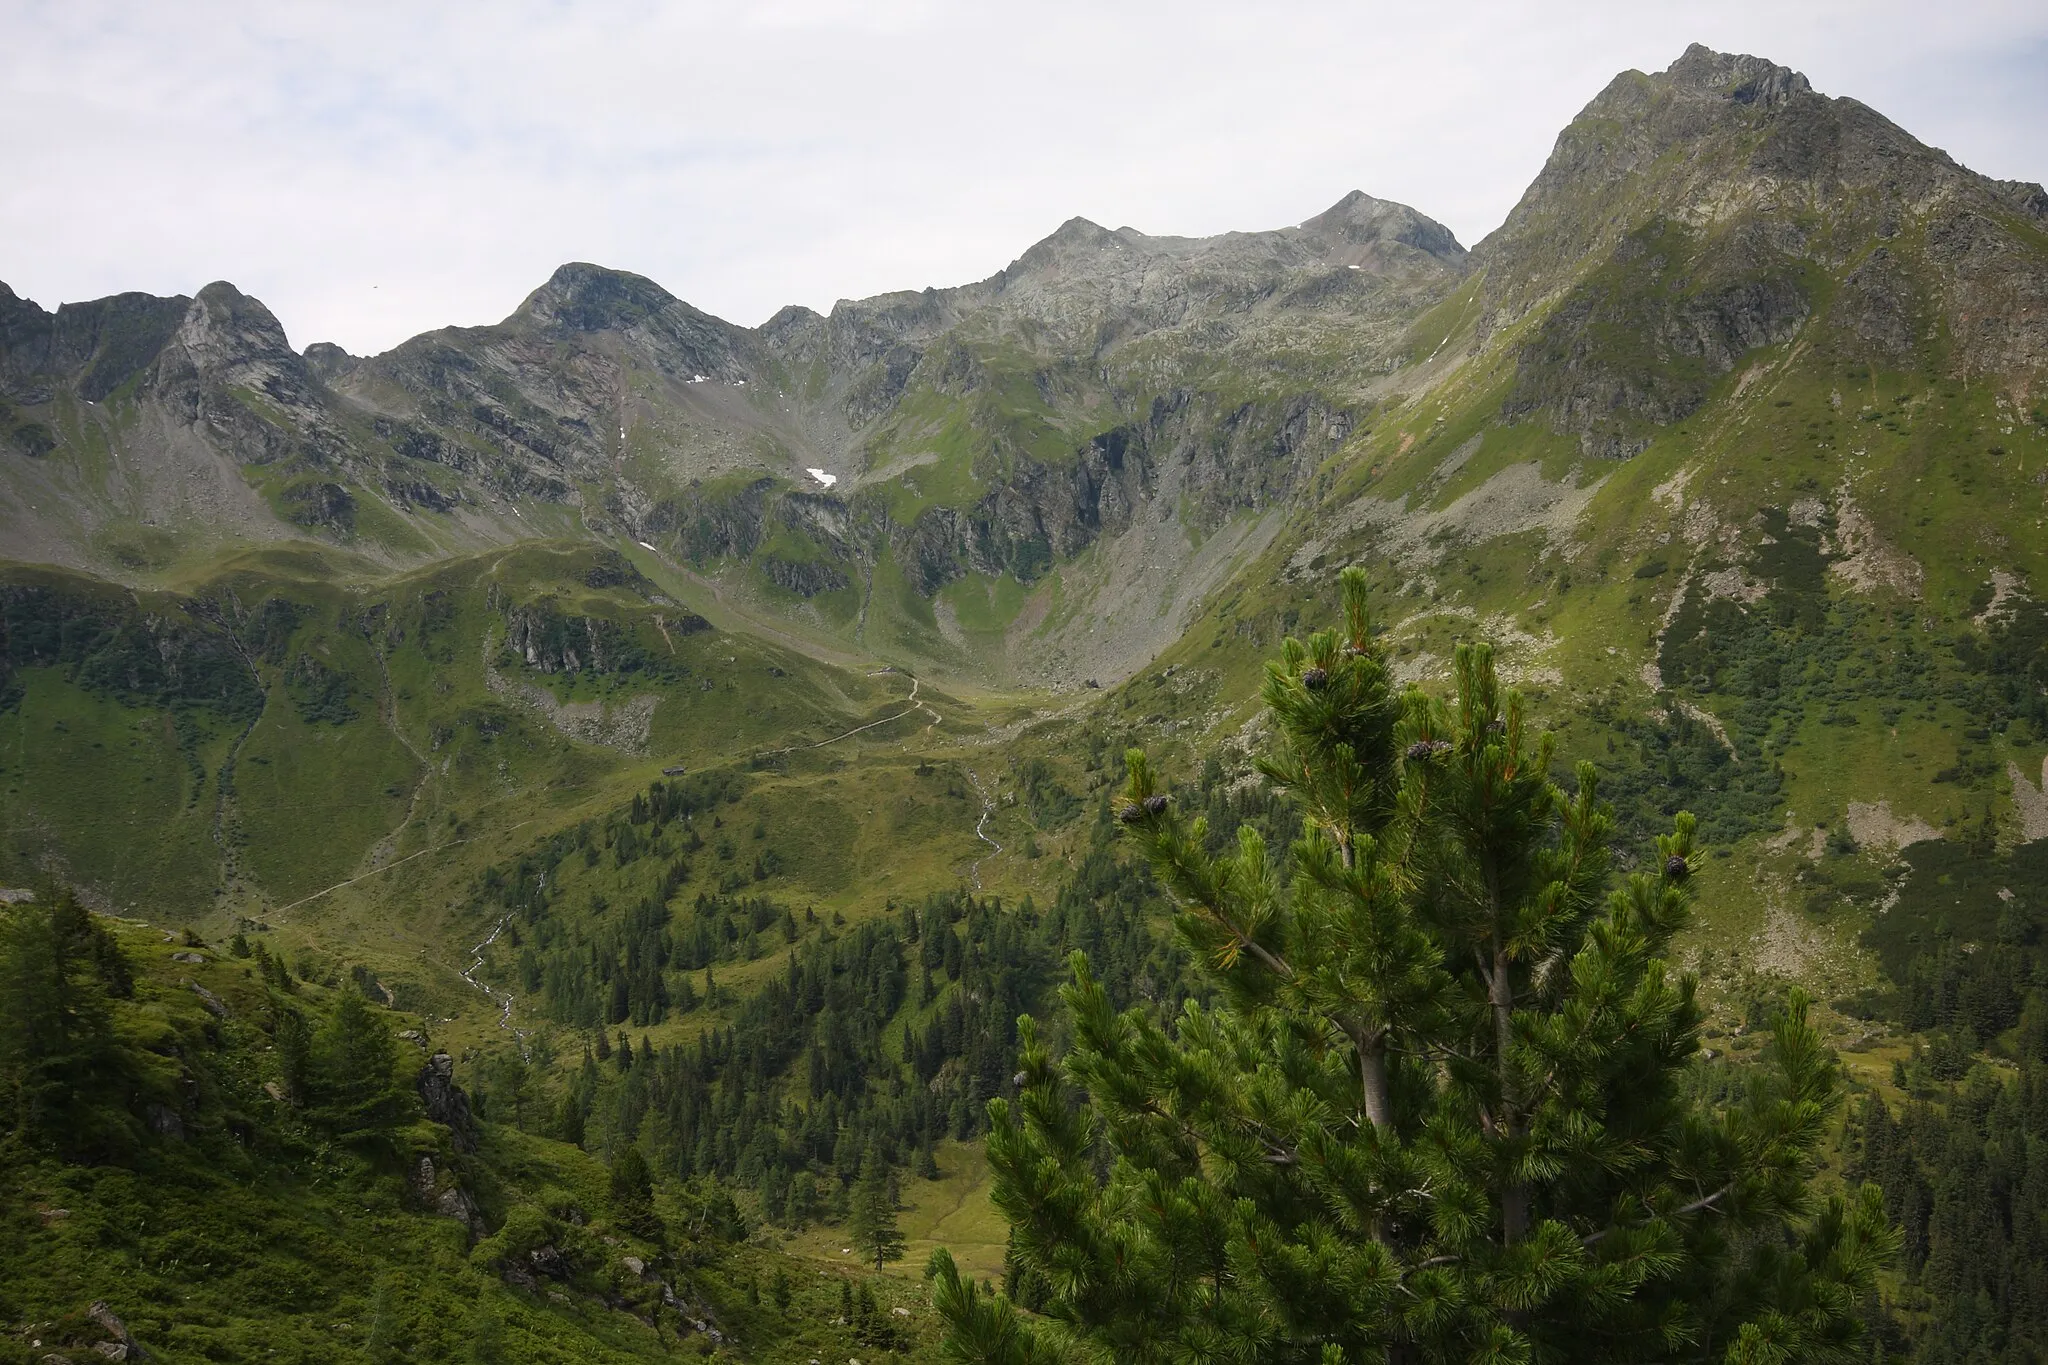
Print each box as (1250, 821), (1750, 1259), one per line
(1491, 945), (1528, 1244)
(1360, 1029), (1393, 1132)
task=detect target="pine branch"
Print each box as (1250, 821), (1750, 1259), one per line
(1578, 1182), (1737, 1249)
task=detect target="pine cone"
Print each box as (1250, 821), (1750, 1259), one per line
(1143, 794), (1169, 815)
(1665, 855), (1690, 881)
(1301, 666), (1330, 690)
(1406, 738), (1452, 762)
(1116, 802), (1147, 824)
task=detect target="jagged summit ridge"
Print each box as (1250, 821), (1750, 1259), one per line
(1664, 42), (1813, 106)
(1000, 189), (1465, 280)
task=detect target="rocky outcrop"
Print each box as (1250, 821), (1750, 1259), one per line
(1502, 219), (1813, 457)
(647, 477), (777, 564)
(416, 1052), (477, 1152)
(84, 1301), (148, 1361)
(760, 555), (849, 597)
(0, 287), (189, 405)
(499, 599), (697, 675)
(412, 1155), (485, 1237)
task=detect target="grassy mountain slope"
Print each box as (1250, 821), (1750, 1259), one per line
(6, 41), (2048, 1365)
(0, 905), (966, 1365)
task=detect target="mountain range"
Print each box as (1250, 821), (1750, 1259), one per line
(5, 43), (2048, 1364)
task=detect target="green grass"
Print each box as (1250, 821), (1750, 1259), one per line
(0, 673), (230, 910)
(896, 1141), (1007, 1282)
(235, 671), (421, 906)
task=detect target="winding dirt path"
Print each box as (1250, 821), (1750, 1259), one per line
(758, 673), (938, 758)
(271, 836), (476, 916)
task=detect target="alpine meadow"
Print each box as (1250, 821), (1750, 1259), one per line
(7, 41), (2048, 1365)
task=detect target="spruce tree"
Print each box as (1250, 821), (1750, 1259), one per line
(610, 1145), (663, 1241)
(849, 1147), (907, 1272)
(0, 893), (135, 1153)
(933, 569), (1896, 1364)
(274, 1004), (313, 1105)
(313, 992), (406, 1136)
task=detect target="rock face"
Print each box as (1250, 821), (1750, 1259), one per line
(412, 1155), (485, 1237)
(416, 1053), (477, 1152)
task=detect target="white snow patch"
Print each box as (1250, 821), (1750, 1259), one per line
(638, 541), (657, 552)
(805, 468), (838, 488)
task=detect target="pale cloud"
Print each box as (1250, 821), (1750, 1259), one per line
(3, 0), (2042, 355)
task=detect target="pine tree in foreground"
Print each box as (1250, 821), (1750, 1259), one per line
(932, 569), (1896, 1365)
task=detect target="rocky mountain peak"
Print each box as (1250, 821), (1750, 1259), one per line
(0, 281), (47, 345)
(0, 284), (193, 403)
(1663, 43), (1813, 108)
(514, 262), (688, 334)
(1295, 190), (1467, 264)
(177, 282), (303, 379)
(1475, 42), (1980, 311)
(1005, 217), (1124, 278)
(302, 341), (356, 381)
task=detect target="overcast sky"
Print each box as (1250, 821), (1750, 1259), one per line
(5, 1), (2044, 356)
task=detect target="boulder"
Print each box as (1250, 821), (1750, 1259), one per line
(85, 1302), (146, 1361)
(185, 981), (228, 1018)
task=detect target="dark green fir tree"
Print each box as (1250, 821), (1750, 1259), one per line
(0, 890), (136, 1155)
(849, 1146), (907, 1273)
(610, 1144), (663, 1241)
(933, 568), (1896, 1365)
(312, 991), (407, 1137)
